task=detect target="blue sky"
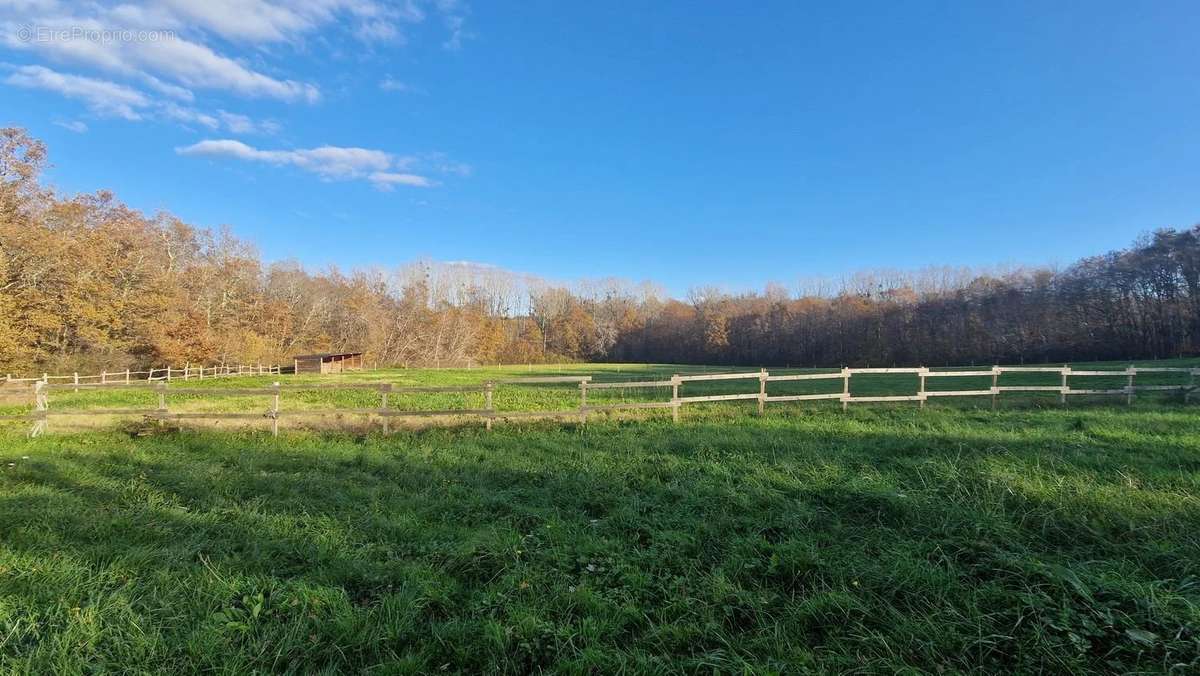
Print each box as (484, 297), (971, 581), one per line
(2, 1), (1198, 296)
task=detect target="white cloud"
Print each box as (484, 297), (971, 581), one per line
(154, 0), (428, 44)
(130, 37), (321, 102)
(370, 171), (434, 189)
(217, 110), (280, 135)
(157, 0), (315, 43)
(53, 118), (88, 133)
(176, 138), (458, 189)
(159, 101), (220, 129)
(436, 0), (472, 51)
(1, 6), (321, 103)
(379, 76), (414, 93)
(179, 139), (395, 180)
(142, 75), (194, 102)
(6, 64), (276, 134)
(5, 64), (150, 119)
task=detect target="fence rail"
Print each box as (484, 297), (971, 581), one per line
(6, 365), (1198, 437)
(4, 363), (283, 388)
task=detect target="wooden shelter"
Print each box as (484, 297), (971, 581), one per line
(292, 352), (364, 375)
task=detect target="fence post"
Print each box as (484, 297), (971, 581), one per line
(754, 368), (765, 415)
(485, 382), (494, 431)
(918, 367), (928, 410)
(73, 372), (79, 393)
(991, 366), (999, 410)
(671, 375), (681, 423)
(1060, 366), (1069, 406)
(100, 370), (106, 385)
(841, 367), (850, 411)
(272, 382), (281, 437)
(167, 367), (173, 382)
(30, 381), (48, 437)
(1126, 366), (1135, 406)
(579, 381), (588, 424)
(125, 368), (130, 384)
(380, 383), (391, 434)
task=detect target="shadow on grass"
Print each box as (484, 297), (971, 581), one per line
(1, 411), (1198, 673)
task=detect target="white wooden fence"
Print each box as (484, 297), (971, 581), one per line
(4, 363), (283, 388)
(5, 364), (1196, 437)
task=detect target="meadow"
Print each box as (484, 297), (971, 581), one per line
(3, 359), (1198, 433)
(0, 361), (1198, 672)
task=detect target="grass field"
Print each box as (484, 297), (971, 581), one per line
(1, 361), (1199, 672)
(3, 359), (1198, 431)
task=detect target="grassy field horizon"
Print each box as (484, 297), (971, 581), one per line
(1, 360), (1198, 672)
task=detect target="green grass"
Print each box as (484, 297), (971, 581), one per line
(1, 362), (1198, 672)
(2, 359), (1196, 427)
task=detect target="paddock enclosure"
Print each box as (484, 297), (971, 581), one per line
(3, 361), (1196, 436)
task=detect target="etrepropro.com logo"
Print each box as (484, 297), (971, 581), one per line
(15, 25), (176, 44)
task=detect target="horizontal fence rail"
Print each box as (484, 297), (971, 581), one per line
(5, 365), (1197, 437)
(3, 363), (283, 389)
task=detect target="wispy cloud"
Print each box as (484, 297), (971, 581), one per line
(435, 0), (472, 50)
(159, 100), (219, 129)
(369, 171), (434, 189)
(379, 76), (422, 94)
(53, 118), (88, 133)
(5, 64), (149, 119)
(6, 64), (277, 134)
(178, 138), (409, 184)
(176, 138), (466, 190)
(216, 110), (280, 135)
(2, 19), (319, 104)
(4, 2), (472, 185)
(1, 1), (470, 104)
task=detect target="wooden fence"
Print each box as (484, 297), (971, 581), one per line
(5, 365), (1197, 438)
(3, 363), (283, 388)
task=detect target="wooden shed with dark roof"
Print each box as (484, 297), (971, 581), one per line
(292, 352), (364, 375)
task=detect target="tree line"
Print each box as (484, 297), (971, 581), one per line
(1, 128), (1197, 374)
